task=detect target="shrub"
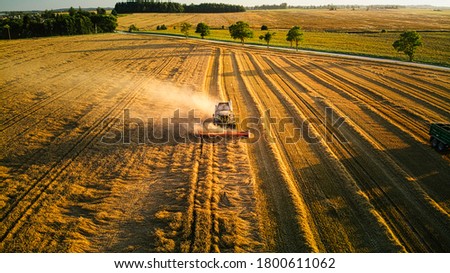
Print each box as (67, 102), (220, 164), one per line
(128, 24), (139, 32)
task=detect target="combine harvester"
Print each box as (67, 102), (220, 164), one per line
(196, 101), (249, 138)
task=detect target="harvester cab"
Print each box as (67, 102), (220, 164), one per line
(213, 101), (236, 129)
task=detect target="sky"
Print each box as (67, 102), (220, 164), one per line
(0, 0), (449, 11)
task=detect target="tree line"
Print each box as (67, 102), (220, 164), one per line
(114, 2), (245, 13)
(249, 3), (288, 10)
(183, 3), (246, 13)
(167, 21), (422, 62)
(1, 7), (117, 39)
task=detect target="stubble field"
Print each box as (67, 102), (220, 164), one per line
(0, 32), (449, 252)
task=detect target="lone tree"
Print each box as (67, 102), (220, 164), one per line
(393, 31), (423, 62)
(3, 24), (11, 40)
(286, 26), (303, 51)
(261, 25), (268, 30)
(69, 7), (76, 16)
(229, 21), (253, 45)
(181, 22), (192, 38)
(195, 22), (210, 39)
(259, 32), (276, 48)
(97, 7), (106, 15)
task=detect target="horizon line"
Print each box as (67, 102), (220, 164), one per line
(1, 4), (450, 13)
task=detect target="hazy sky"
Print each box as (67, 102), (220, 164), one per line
(1, 0), (449, 11)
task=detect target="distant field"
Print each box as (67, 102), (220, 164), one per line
(117, 9), (450, 31)
(117, 8), (450, 66)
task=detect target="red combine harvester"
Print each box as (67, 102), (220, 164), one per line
(195, 101), (249, 138)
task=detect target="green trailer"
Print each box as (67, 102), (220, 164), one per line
(429, 123), (450, 152)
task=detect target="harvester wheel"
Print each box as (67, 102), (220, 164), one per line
(431, 137), (439, 148)
(437, 142), (446, 152)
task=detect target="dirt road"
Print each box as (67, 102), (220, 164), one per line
(1, 33), (449, 252)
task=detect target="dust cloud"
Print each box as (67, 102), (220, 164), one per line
(140, 80), (216, 119)
(124, 79), (220, 137)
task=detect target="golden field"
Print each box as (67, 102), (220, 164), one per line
(1, 33), (449, 252)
